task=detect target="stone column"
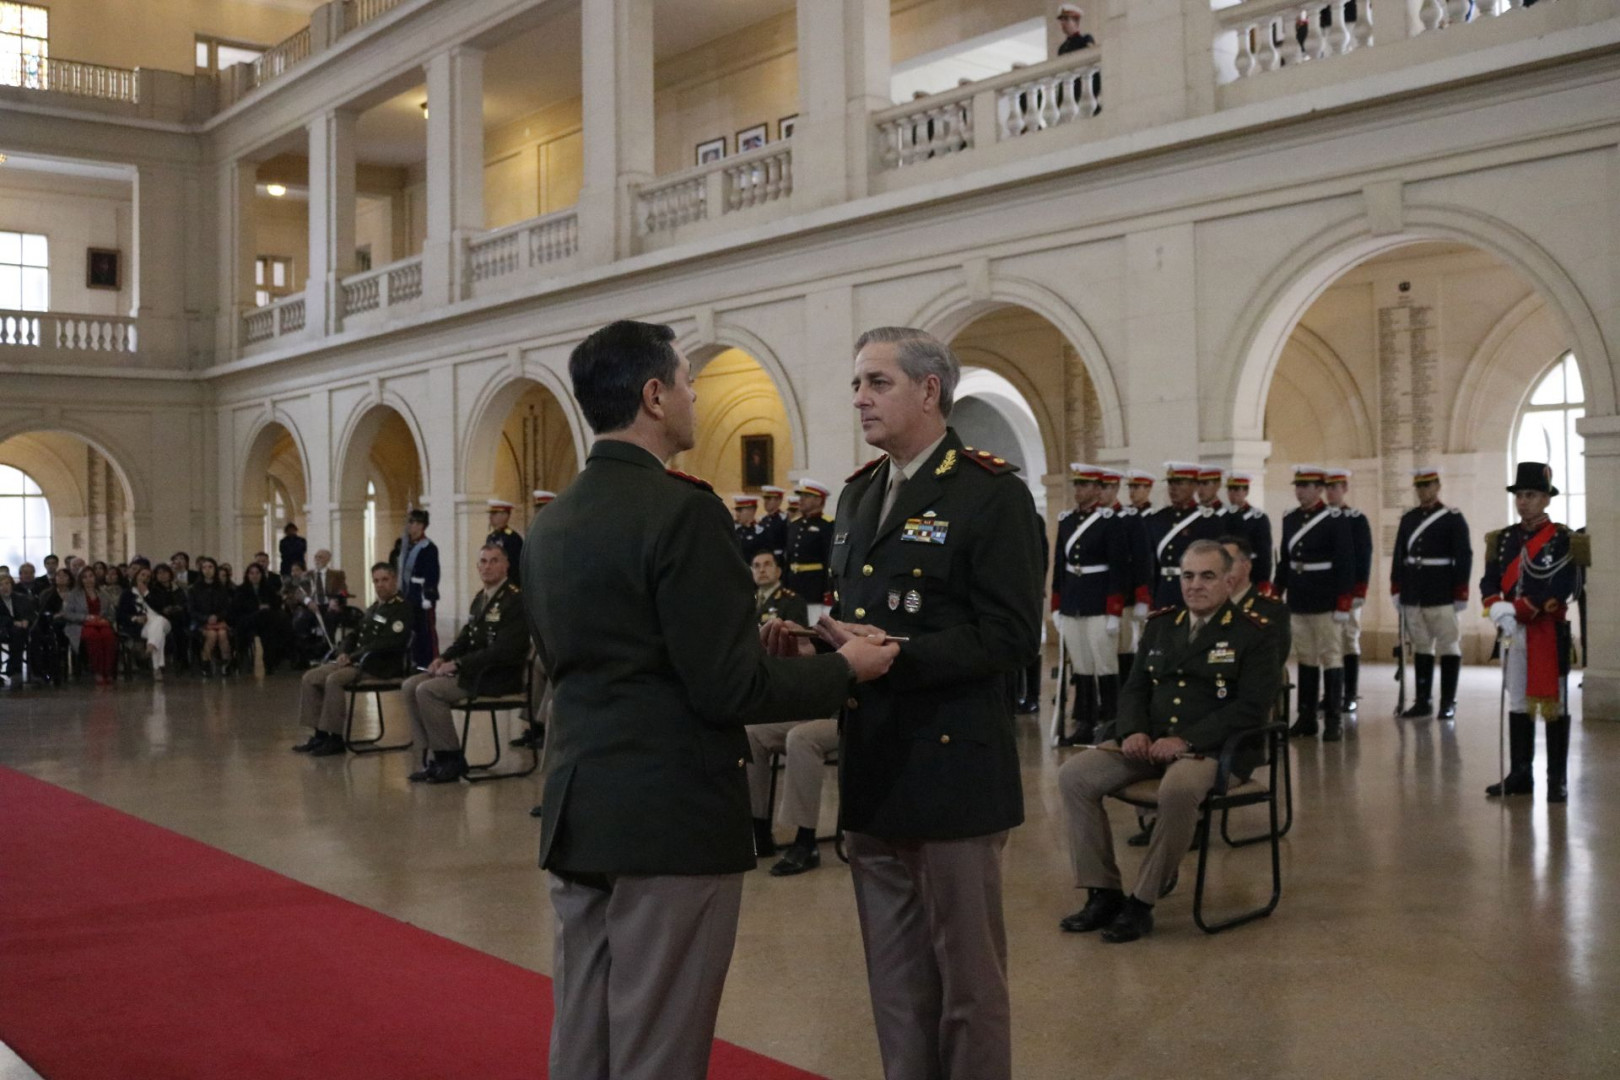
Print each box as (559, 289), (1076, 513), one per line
(1121, 224), (1201, 469)
(422, 46), (485, 305)
(1576, 415), (1619, 720)
(1198, 439), (1274, 512)
(131, 163), (190, 364)
(578, 0), (654, 264)
(801, 285), (863, 483)
(421, 365), (461, 645)
(793, 0), (891, 210)
(329, 500), (368, 597)
(216, 160), (258, 357)
(306, 108), (358, 335)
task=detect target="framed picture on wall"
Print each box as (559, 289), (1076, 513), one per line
(736, 124), (768, 153)
(696, 137), (726, 166)
(778, 114), (797, 140)
(86, 248), (121, 290)
(742, 434), (774, 490)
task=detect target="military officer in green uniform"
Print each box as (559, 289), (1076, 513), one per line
(292, 561), (413, 756)
(1057, 539), (1282, 943)
(751, 550), (808, 626)
(485, 498), (524, 584)
(400, 543), (530, 783)
(523, 320), (896, 1080)
(1221, 534), (1291, 659)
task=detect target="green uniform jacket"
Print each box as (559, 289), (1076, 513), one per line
(524, 439), (853, 876)
(441, 580), (529, 695)
(1118, 600), (1282, 775)
(755, 584), (809, 627)
(1236, 587), (1291, 661)
(830, 429), (1043, 840)
(346, 594), (413, 675)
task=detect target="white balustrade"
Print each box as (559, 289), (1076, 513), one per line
(339, 255), (424, 319)
(3, 56), (139, 102)
(724, 146), (794, 211)
(241, 296), (304, 347)
(0, 310), (138, 352)
(638, 174), (708, 235)
(873, 49), (1103, 171)
(346, 0), (406, 32)
(467, 210), (581, 286)
(248, 27), (311, 90)
(636, 143), (795, 236)
(1221, 1), (1372, 81)
(387, 259), (423, 303)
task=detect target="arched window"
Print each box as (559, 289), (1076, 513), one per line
(1513, 353), (1585, 529)
(0, 463), (51, 571)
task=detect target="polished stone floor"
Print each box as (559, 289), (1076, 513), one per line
(2, 663), (1617, 1080)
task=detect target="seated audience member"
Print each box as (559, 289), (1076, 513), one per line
(170, 551), (196, 588)
(251, 551), (282, 593)
(292, 563), (413, 757)
(117, 565), (173, 680)
(14, 562), (37, 597)
(400, 544), (528, 784)
(34, 556), (60, 597)
(219, 562), (236, 588)
(1, 575), (35, 684)
(63, 566), (119, 686)
(279, 522), (307, 578)
(232, 562), (291, 673)
(188, 557), (235, 675)
(91, 562), (108, 587)
(1056, 539), (1281, 943)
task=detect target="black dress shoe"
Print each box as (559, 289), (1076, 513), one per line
(421, 756), (467, 784)
(769, 843), (821, 877)
(308, 736), (347, 757)
(1126, 821), (1155, 847)
(1059, 889), (1124, 933)
(528, 804), (543, 818)
(1016, 698), (1040, 715)
(1401, 701), (1434, 719)
(510, 725), (545, 749)
(1288, 716), (1318, 738)
(1438, 701), (1457, 720)
(1322, 717), (1343, 743)
(292, 733), (326, 753)
(1100, 899), (1154, 943)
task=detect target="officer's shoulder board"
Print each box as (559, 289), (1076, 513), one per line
(960, 446), (1019, 475)
(846, 456), (887, 483)
(1346, 507), (1363, 518)
(779, 586), (799, 598)
(1147, 606), (1180, 621)
(1484, 528), (1503, 553)
(1241, 607), (1270, 628)
(666, 468), (716, 494)
(1570, 531), (1591, 568)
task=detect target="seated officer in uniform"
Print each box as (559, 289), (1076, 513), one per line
(292, 563), (412, 756)
(1056, 539), (1282, 943)
(401, 544), (529, 783)
(1220, 535), (1291, 658)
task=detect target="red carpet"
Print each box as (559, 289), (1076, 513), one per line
(0, 767), (824, 1080)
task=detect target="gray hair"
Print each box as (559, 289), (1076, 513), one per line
(854, 326), (961, 418)
(1182, 538), (1234, 573)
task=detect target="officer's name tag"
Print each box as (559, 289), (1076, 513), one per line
(486, 613), (500, 622)
(1206, 646), (1236, 664)
(372, 613), (386, 622)
(902, 518), (949, 544)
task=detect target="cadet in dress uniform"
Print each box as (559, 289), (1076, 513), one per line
(732, 493), (767, 561)
(1141, 462), (1222, 610)
(1057, 539), (1282, 943)
(292, 562), (412, 756)
(1391, 467), (1472, 719)
(1053, 464), (1132, 745)
(1224, 472), (1274, 592)
(1325, 468), (1374, 715)
(785, 479), (834, 619)
(1096, 467), (1143, 724)
(1275, 465), (1355, 741)
(400, 544), (530, 783)
(1481, 462), (1588, 803)
(390, 509), (441, 670)
(1195, 465), (1226, 517)
(1118, 469), (1157, 681)
(757, 484), (789, 557)
(485, 498), (524, 585)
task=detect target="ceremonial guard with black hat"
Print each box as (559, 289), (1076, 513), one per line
(1481, 462), (1588, 803)
(1324, 468), (1373, 715)
(1391, 467), (1472, 719)
(1275, 465), (1355, 741)
(1052, 464), (1132, 745)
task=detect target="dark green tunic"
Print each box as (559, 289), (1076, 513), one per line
(346, 593), (413, 675)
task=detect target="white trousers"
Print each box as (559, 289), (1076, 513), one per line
(1056, 613), (1118, 676)
(1402, 604), (1461, 657)
(1292, 612), (1343, 669)
(1336, 604), (1363, 656)
(140, 613), (171, 670)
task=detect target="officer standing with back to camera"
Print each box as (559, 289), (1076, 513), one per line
(486, 498), (524, 584)
(1391, 466), (1472, 719)
(1275, 464), (1355, 741)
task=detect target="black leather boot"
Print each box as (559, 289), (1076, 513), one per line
(1063, 675), (1096, 745)
(1437, 655), (1461, 719)
(1341, 654), (1360, 713)
(1093, 674), (1120, 744)
(1402, 654), (1435, 718)
(753, 816), (777, 859)
(1290, 665), (1320, 737)
(1486, 712), (1535, 797)
(1322, 668), (1344, 742)
(1545, 715), (1570, 804)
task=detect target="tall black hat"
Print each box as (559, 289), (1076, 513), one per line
(1506, 461), (1558, 497)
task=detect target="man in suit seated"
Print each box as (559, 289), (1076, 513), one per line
(1, 575), (36, 685)
(401, 544), (529, 783)
(1056, 539), (1282, 943)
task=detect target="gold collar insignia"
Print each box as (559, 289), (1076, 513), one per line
(934, 449), (957, 477)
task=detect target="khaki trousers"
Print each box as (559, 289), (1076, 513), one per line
(547, 870), (744, 1080)
(846, 830), (1011, 1080)
(299, 662), (362, 735)
(1056, 613), (1118, 676)
(1404, 603), (1462, 656)
(1291, 612), (1344, 669)
(745, 717), (838, 831)
(1336, 603), (1364, 656)
(1058, 745), (1219, 903)
(401, 672), (469, 752)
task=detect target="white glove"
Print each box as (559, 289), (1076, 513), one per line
(422, 598), (433, 610)
(1453, 600), (1468, 614)
(1488, 600), (1515, 623)
(1351, 597), (1365, 610)
(1332, 610), (1351, 624)
(1105, 614), (1120, 634)
(1133, 602), (1149, 619)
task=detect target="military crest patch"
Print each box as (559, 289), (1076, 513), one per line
(888, 589), (901, 611)
(904, 589), (922, 614)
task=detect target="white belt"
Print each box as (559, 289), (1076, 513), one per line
(1160, 566), (1181, 579)
(1404, 557), (1454, 566)
(1067, 563), (1110, 576)
(1291, 561), (1331, 572)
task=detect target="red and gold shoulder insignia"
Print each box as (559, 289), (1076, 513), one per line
(666, 468), (715, 493)
(963, 447), (1020, 475)
(1242, 608), (1270, 627)
(1147, 606), (1179, 620)
(846, 456), (888, 482)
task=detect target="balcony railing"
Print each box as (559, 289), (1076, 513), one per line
(340, 255), (424, 320)
(1, 55), (138, 102)
(636, 142), (794, 237)
(466, 209), (580, 287)
(347, 0), (407, 32)
(248, 27), (311, 90)
(242, 295), (306, 346)
(0, 310), (138, 353)
(873, 48), (1103, 171)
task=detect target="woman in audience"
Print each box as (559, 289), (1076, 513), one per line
(31, 568), (70, 685)
(101, 565), (128, 616)
(151, 562), (188, 671)
(188, 557), (234, 676)
(62, 566), (118, 686)
(91, 562), (109, 587)
(117, 565), (173, 681)
(219, 562), (236, 588)
(231, 562), (287, 673)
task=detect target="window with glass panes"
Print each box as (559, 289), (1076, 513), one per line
(1512, 353), (1586, 530)
(0, 463), (51, 571)
(255, 255), (295, 307)
(0, 231), (49, 311)
(0, 2), (46, 89)
(195, 34), (264, 75)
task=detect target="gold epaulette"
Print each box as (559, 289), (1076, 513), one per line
(1570, 531), (1591, 568)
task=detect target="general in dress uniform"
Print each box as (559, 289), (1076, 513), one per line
(1223, 471), (1274, 591)
(1325, 468), (1373, 714)
(292, 563), (412, 755)
(1275, 464), (1354, 741)
(1052, 463), (1132, 745)
(1481, 462), (1587, 803)
(485, 498), (524, 584)
(1391, 466), (1472, 719)
(785, 479), (834, 618)
(1141, 462), (1222, 610)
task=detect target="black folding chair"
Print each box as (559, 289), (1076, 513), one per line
(342, 643), (414, 754)
(455, 663), (540, 783)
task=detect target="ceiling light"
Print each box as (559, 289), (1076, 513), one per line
(266, 183), (287, 197)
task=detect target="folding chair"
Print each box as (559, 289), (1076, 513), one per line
(1108, 721), (1289, 934)
(342, 642), (414, 754)
(455, 662), (540, 783)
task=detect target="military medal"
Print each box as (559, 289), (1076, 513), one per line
(904, 589), (922, 614)
(888, 589), (901, 611)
